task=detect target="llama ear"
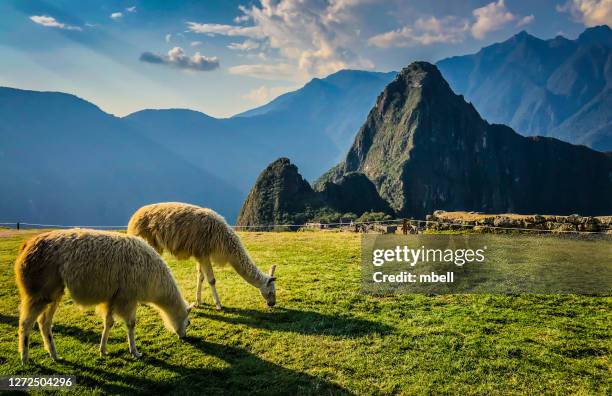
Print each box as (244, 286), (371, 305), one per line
(269, 264), (277, 276)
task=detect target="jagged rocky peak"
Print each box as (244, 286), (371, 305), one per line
(318, 60), (612, 219)
(236, 158), (323, 228)
(399, 61), (446, 82)
(237, 158), (396, 228)
(327, 60), (487, 214)
(375, 61), (453, 115)
(254, 157), (314, 199)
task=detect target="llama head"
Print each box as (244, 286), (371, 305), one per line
(259, 264), (277, 307)
(172, 302), (194, 338)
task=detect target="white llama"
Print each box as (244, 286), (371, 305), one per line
(15, 229), (192, 364)
(127, 202), (277, 310)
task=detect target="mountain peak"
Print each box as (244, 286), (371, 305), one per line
(318, 58), (612, 218)
(398, 61), (441, 78)
(391, 62), (450, 97)
(236, 157), (323, 228)
(322, 60), (488, 214)
(126, 108), (216, 120)
(577, 24), (612, 46)
(381, 61), (455, 112)
(0, 86), (107, 117)
(581, 24), (611, 34)
(504, 29), (540, 45)
(268, 157), (293, 169)
(514, 30), (530, 39)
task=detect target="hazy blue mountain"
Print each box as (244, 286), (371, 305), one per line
(0, 88), (242, 225)
(0, 69), (396, 225)
(437, 25), (612, 151)
(125, 107), (341, 193)
(233, 70), (396, 151)
(126, 69), (396, 190)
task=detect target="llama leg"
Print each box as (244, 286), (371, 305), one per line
(200, 257), (222, 310)
(195, 262), (205, 306)
(99, 307), (114, 356)
(37, 297), (61, 361)
(118, 304), (141, 358)
(19, 300), (47, 365)
(126, 321), (141, 358)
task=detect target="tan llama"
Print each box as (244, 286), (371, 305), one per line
(127, 202), (277, 310)
(14, 229), (193, 364)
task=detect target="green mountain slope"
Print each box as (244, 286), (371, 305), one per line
(318, 62), (612, 218)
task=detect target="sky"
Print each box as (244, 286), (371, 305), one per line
(0, 0), (610, 118)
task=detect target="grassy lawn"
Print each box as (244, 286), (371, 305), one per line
(0, 231), (610, 395)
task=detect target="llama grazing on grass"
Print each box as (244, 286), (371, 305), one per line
(127, 202), (277, 310)
(15, 229), (192, 364)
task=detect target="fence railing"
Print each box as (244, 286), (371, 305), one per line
(1, 218), (610, 234)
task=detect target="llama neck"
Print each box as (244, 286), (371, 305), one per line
(150, 273), (187, 315)
(156, 290), (186, 313)
(227, 244), (268, 289)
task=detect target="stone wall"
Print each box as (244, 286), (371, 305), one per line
(425, 211), (612, 233)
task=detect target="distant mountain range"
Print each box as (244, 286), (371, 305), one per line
(437, 25), (612, 151)
(125, 69), (395, 191)
(0, 87), (243, 225)
(1, 26), (611, 225)
(0, 70), (394, 224)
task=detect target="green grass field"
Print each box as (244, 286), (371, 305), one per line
(0, 231), (610, 395)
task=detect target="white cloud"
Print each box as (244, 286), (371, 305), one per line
(234, 14), (250, 24)
(165, 33), (172, 43)
(187, 0), (375, 80)
(228, 63), (296, 80)
(517, 15), (535, 27)
(110, 12), (123, 20)
(471, 0), (516, 39)
(242, 85), (294, 105)
(368, 0), (529, 47)
(29, 15), (82, 31)
(228, 39), (260, 51)
(190, 41), (203, 47)
(188, 0), (532, 81)
(140, 47), (220, 71)
(186, 22), (262, 37)
(368, 16), (470, 48)
(126, 6), (137, 13)
(557, 0), (612, 26)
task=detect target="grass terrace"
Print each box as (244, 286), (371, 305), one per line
(0, 231), (610, 394)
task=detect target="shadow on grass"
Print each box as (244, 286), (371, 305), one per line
(0, 313), (100, 345)
(0, 313), (353, 395)
(0, 313), (18, 326)
(194, 307), (392, 336)
(56, 339), (352, 395)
